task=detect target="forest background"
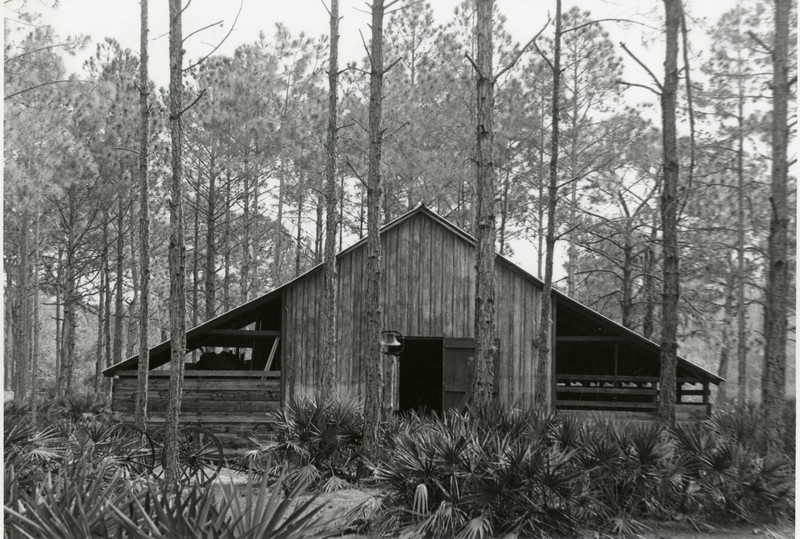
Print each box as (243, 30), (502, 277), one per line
(3, 0), (796, 405)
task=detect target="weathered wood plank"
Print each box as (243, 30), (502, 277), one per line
(556, 387), (657, 396)
(116, 370), (280, 378)
(431, 222), (443, 335)
(557, 400), (658, 410)
(408, 219), (423, 336)
(419, 216), (431, 333)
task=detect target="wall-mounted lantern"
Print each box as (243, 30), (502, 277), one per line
(380, 330), (404, 356)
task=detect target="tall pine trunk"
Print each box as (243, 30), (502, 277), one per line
(30, 212), (40, 424)
(470, 0), (497, 407)
(134, 0), (151, 429)
(95, 248), (106, 394)
(241, 154), (251, 303)
(273, 158), (286, 284)
(717, 265), (735, 404)
(762, 0), (790, 460)
(163, 0), (187, 486)
(320, 0), (340, 397)
(363, 0), (386, 454)
(223, 170), (231, 312)
(535, 0), (562, 412)
(192, 184), (200, 328)
(113, 188), (125, 373)
(295, 193), (305, 276)
(205, 152), (217, 320)
(735, 77), (748, 405)
(658, 0), (682, 426)
(15, 216), (30, 400)
(54, 248), (63, 395)
(642, 213), (658, 340)
(127, 192), (139, 360)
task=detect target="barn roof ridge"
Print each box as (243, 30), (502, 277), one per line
(104, 204), (722, 383)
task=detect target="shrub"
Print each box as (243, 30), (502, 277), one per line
(373, 405), (795, 537)
(373, 405), (584, 537)
(242, 392), (364, 491)
(4, 458), (137, 539)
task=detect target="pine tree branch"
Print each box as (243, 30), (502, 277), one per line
(494, 15), (550, 81)
(183, 0), (242, 72)
(616, 79), (661, 96)
(532, 40), (554, 72)
(563, 18), (659, 35)
(5, 79), (70, 99)
(619, 42), (663, 91)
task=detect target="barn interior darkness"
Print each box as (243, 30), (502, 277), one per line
(399, 338), (444, 414)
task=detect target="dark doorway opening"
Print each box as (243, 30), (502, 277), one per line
(399, 338), (443, 415)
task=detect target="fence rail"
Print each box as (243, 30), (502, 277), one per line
(555, 374), (711, 418)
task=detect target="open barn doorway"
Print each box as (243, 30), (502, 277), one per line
(398, 338), (443, 415)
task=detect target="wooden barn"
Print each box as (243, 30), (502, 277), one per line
(104, 205), (721, 449)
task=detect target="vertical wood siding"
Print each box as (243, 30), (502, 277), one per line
(284, 212), (543, 407)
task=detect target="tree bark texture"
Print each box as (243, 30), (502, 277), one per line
(95, 248), (106, 394)
(762, 0), (790, 460)
(134, 0), (151, 430)
(534, 0), (562, 412)
(205, 152), (217, 320)
(223, 170), (231, 312)
(113, 188), (125, 370)
(192, 185), (200, 329)
(164, 0), (187, 486)
(241, 154), (251, 303)
(127, 192), (139, 361)
(30, 212), (40, 424)
(642, 214), (658, 340)
(320, 0), (339, 397)
(658, 0), (682, 426)
(15, 215), (30, 399)
(735, 79), (748, 406)
(363, 0), (386, 455)
(717, 265), (735, 404)
(470, 0), (497, 407)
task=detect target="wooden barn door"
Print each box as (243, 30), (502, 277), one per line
(442, 338), (499, 411)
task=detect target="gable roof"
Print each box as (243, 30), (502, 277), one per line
(104, 205), (722, 383)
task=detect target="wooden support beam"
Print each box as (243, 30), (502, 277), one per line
(264, 337), (280, 374)
(204, 329), (281, 339)
(556, 336), (629, 342)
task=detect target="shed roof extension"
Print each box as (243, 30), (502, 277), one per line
(104, 205), (722, 383)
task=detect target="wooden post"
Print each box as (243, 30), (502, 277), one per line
(703, 381), (710, 417)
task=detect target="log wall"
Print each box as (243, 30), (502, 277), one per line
(111, 371), (279, 454)
(283, 211), (544, 407)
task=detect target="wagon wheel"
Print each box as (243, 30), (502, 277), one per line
(96, 423), (156, 478)
(160, 426), (224, 486)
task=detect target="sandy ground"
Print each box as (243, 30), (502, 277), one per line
(210, 467), (794, 539)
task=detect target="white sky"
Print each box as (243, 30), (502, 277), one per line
(30, 0), (741, 94)
(11, 0), (746, 279)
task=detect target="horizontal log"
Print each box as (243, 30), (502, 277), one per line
(556, 375), (705, 384)
(114, 413), (277, 424)
(115, 370), (281, 379)
(556, 336), (628, 342)
(558, 410), (656, 421)
(114, 404), (278, 416)
(113, 389), (279, 401)
(114, 379), (279, 391)
(675, 403), (707, 411)
(556, 387), (657, 396)
(558, 409), (706, 422)
(557, 375), (659, 383)
(556, 400), (658, 410)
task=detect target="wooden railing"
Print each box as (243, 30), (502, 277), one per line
(555, 374), (711, 418)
